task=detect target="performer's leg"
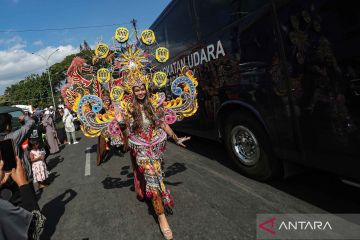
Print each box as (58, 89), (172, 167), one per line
(130, 151), (145, 200)
(151, 191), (164, 216)
(135, 156), (173, 239)
(151, 191), (172, 239)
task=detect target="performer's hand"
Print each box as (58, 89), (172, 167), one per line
(176, 136), (191, 148)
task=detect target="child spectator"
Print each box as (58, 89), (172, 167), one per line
(29, 141), (48, 189)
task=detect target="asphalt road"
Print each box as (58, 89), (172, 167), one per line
(36, 132), (360, 240)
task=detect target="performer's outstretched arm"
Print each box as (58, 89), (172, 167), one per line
(160, 122), (190, 148)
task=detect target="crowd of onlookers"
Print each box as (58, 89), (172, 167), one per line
(0, 104), (80, 239)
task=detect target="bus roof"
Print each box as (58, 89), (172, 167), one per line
(149, 0), (178, 30)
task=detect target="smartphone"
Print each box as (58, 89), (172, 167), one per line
(0, 139), (17, 172)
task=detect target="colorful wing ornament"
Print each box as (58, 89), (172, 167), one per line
(61, 24), (199, 143)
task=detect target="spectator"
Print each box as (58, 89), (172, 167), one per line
(0, 156), (45, 240)
(48, 106), (55, 122)
(29, 113), (47, 150)
(33, 106), (43, 123)
(42, 111), (60, 154)
(63, 108), (78, 144)
(29, 141), (48, 189)
(0, 113), (35, 180)
(55, 108), (67, 145)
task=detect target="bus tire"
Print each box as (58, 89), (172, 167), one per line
(224, 112), (280, 181)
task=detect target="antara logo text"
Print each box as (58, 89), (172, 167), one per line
(259, 217), (332, 235)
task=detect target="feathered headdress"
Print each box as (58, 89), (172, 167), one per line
(62, 25), (199, 139)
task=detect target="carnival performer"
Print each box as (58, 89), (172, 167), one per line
(115, 80), (190, 240)
(61, 25), (199, 240)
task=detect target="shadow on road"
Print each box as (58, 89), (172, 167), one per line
(102, 165), (133, 189)
(102, 176), (133, 189)
(46, 156), (64, 171)
(102, 163), (187, 190)
(46, 172), (60, 186)
(88, 144), (97, 154)
(269, 171), (360, 214)
(36, 172), (60, 201)
(184, 135), (238, 171)
(101, 147), (124, 165)
(164, 162), (187, 178)
(184, 135), (360, 214)
(59, 144), (66, 151)
(41, 189), (77, 240)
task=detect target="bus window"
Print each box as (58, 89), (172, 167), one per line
(194, 0), (269, 38)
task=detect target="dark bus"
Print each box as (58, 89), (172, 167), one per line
(150, 0), (360, 181)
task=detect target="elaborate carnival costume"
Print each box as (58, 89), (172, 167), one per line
(61, 25), (198, 219)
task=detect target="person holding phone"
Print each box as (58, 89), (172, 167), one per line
(0, 139), (18, 177)
(0, 113), (35, 180)
(0, 156), (45, 240)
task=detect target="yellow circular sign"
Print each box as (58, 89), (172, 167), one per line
(95, 43), (109, 59)
(97, 68), (111, 83)
(115, 27), (129, 43)
(155, 47), (169, 63)
(153, 71), (167, 87)
(141, 29), (156, 45)
(110, 86), (124, 101)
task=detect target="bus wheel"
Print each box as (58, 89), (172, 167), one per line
(224, 112), (279, 181)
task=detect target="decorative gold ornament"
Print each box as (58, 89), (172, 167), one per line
(155, 47), (169, 63)
(95, 43), (109, 59)
(141, 29), (156, 45)
(115, 27), (129, 43)
(152, 71), (167, 87)
(110, 86), (124, 101)
(97, 68), (111, 83)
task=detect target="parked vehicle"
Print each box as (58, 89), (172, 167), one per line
(11, 104), (33, 114)
(150, 0), (360, 181)
(0, 106), (25, 131)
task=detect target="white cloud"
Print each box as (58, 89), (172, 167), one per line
(33, 40), (44, 46)
(0, 35), (26, 48)
(0, 80), (16, 86)
(0, 44), (79, 94)
(9, 43), (27, 51)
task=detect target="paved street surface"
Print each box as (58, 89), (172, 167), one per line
(37, 132), (360, 240)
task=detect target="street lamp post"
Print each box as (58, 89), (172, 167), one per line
(32, 49), (59, 110)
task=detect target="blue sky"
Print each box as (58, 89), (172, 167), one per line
(0, 0), (171, 94)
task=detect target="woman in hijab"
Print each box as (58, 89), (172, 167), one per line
(42, 110), (59, 154)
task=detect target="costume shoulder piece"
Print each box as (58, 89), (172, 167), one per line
(61, 24), (199, 141)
